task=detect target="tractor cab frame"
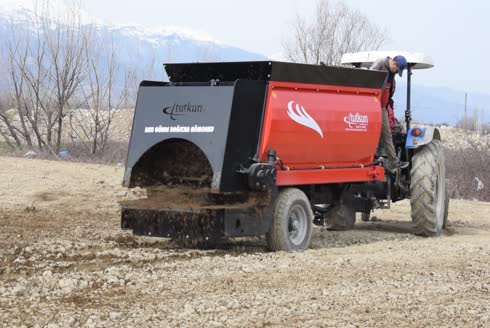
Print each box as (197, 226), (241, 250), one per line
(341, 51), (438, 200)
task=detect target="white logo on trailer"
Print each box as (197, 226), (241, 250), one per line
(344, 112), (369, 131)
(287, 101), (324, 139)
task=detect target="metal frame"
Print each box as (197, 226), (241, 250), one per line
(405, 65), (412, 131)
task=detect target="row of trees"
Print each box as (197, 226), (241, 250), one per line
(0, 1), (139, 157)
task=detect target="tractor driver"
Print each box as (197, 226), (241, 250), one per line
(370, 55), (409, 171)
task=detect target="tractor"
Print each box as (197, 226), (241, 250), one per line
(120, 51), (448, 251)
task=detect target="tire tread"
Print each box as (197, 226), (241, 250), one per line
(266, 188), (313, 251)
(410, 140), (448, 236)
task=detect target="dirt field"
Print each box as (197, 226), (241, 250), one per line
(0, 157), (489, 328)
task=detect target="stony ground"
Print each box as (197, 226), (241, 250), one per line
(0, 157), (489, 328)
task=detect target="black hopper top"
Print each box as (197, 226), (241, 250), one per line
(164, 61), (386, 89)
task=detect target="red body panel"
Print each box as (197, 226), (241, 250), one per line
(259, 81), (385, 185)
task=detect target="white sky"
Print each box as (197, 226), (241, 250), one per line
(17, 0), (490, 94)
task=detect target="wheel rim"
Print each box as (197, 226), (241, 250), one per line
(288, 205), (308, 246)
(435, 161), (444, 228)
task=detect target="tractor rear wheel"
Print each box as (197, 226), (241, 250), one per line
(410, 140), (449, 236)
(266, 188), (313, 251)
(325, 204), (356, 230)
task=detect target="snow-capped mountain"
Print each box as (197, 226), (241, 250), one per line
(100, 24), (268, 73)
(0, 0), (267, 81)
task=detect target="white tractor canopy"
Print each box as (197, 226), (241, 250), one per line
(341, 51), (434, 70)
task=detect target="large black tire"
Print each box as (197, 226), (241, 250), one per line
(325, 204), (356, 230)
(410, 139), (449, 236)
(266, 188), (313, 251)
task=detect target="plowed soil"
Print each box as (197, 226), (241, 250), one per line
(0, 157), (489, 327)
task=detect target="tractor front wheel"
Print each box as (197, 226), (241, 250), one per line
(410, 140), (449, 236)
(266, 188), (313, 251)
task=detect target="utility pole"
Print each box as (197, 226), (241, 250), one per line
(464, 92), (467, 130)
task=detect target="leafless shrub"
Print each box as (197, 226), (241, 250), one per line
(60, 140), (129, 164)
(454, 109), (490, 135)
(283, 0), (387, 65)
(4, 140), (129, 165)
(444, 133), (490, 201)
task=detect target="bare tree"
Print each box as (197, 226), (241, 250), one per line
(68, 30), (133, 157)
(1, 0), (85, 153)
(284, 0), (387, 65)
(0, 25), (27, 149)
(0, 93), (23, 150)
(41, 3), (88, 153)
(7, 19), (50, 150)
(6, 36), (33, 149)
(21, 22), (54, 150)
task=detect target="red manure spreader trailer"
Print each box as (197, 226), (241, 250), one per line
(121, 56), (448, 251)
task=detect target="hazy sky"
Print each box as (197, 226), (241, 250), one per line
(80, 0), (488, 94)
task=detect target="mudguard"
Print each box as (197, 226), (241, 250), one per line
(405, 126), (441, 149)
